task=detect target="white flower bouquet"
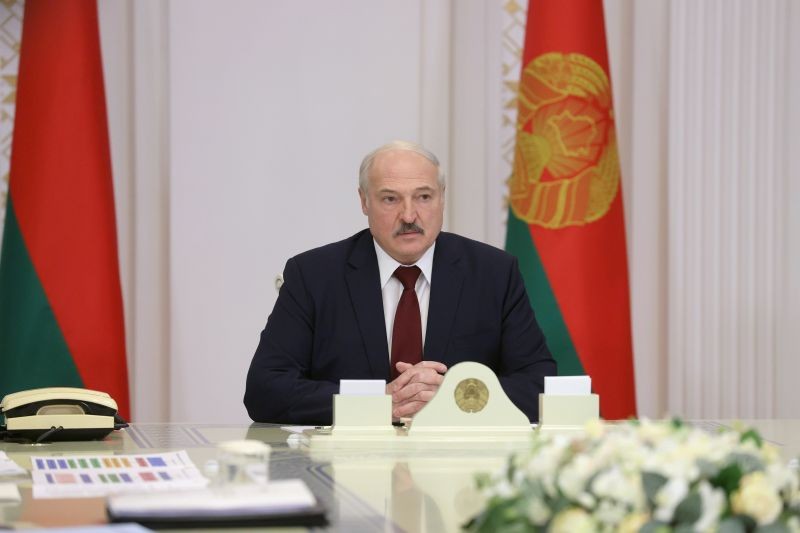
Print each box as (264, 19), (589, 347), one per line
(465, 419), (800, 532)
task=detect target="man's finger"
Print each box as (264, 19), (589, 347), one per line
(392, 380), (441, 403)
(394, 388), (437, 406)
(393, 388), (438, 417)
(416, 360), (448, 373)
(395, 362), (414, 373)
(392, 367), (436, 390)
(392, 360), (447, 389)
(393, 400), (427, 419)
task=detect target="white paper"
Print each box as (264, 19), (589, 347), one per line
(280, 426), (318, 434)
(545, 375), (591, 395)
(339, 379), (386, 395)
(0, 451), (27, 476)
(19, 525), (152, 533)
(0, 482), (21, 502)
(30, 450), (209, 499)
(108, 479), (316, 518)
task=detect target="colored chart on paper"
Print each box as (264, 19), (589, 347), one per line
(30, 450), (208, 499)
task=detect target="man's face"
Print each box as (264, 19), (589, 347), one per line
(359, 149), (444, 264)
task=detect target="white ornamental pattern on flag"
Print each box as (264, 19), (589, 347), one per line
(0, 0), (22, 250)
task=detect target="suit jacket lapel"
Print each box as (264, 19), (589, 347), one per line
(425, 234), (464, 362)
(345, 231), (391, 379)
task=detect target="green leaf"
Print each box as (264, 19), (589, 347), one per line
(478, 519), (531, 533)
(755, 523), (791, 533)
(639, 521), (671, 533)
(549, 495), (571, 515)
(501, 501), (522, 522)
(696, 459), (720, 479)
(740, 429), (764, 448)
(718, 517), (747, 533)
(506, 457), (517, 482)
(673, 491), (702, 525)
(712, 463), (743, 493)
(462, 509), (488, 532)
(728, 452), (765, 475)
(731, 514), (758, 531)
(466, 497), (529, 533)
(475, 472), (492, 489)
(642, 472), (669, 504)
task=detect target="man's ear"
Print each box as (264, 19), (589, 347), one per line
(358, 187), (368, 215)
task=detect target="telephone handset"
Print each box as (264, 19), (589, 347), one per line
(0, 387), (128, 442)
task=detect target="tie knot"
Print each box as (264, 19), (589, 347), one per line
(393, 266), (421, 290)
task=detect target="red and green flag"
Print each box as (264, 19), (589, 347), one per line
(506, 0), (636, 419)
(0, 0), (130, 419)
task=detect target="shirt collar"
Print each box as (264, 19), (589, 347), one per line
(373, 239), (435, 289)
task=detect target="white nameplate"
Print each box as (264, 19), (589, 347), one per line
(339, 379), (386, 396)
(545, 375), (591, 395)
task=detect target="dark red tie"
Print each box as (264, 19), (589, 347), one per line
(391, 266), (422, 380)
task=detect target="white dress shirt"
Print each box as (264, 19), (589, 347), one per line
(373, 240), (435, 359)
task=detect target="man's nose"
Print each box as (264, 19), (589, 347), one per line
(399, 199), (416, 222)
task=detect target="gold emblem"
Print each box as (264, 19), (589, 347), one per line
(509, 52), (620, 228)
(454, 378), (489, 413)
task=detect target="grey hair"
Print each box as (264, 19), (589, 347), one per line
(358, 140), (446, 192)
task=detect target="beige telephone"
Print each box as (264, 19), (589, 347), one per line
(0, 387), (127, 442)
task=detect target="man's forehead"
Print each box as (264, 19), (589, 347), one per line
(371, 150), (436, 174)
(376, 184), (437, 194)
(374, 148), (430, 163)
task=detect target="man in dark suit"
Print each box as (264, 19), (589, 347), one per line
(245, 141), (555, 425)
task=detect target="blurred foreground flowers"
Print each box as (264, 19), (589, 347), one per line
(465, 419), (800, 532)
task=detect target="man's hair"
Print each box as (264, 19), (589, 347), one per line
(358, 140), (446, 192)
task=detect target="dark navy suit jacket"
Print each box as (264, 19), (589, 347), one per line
(244, 229), (555, 424)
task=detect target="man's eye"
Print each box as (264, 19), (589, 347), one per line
(383, 196), (397, 203)
(420, 194), (431, 201)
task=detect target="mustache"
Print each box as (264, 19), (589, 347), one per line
(394, 222), (424, 236)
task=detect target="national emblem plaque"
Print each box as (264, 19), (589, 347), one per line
(454, 378), (489, 413)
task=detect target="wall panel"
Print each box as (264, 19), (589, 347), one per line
(667, 0), (789, 418)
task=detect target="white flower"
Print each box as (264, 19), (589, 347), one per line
(646, 436), (704, 482)
(585, 418), (605, 439)
(680, 431), (718, 466)
(766, 461), (799, 500)
(593, 434), (642, 473)
(558, 454), (596, 501)
(592, 465), (644, 509)
(549, 508), (596, 533)
(637, 418), (672, 443)
(593, 498), (628, 526)
(491, 479), (516, 499)
(653, 477), (689, 522)
(576, 491), (596, 509)
(761, 442), (781, 464)
(525, 497), (550, 525)
(618, 512), (650, 533)
(525, 436), (570, 480)
(693, 481), (725, 532)
(731, 471), (783, 526)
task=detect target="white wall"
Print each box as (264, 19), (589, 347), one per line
(140, 0), (457, 422)
(773, 0), (800, 418)
(91, 0), (800, 423)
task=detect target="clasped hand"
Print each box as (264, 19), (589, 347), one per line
(386, 360), (447, 419)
